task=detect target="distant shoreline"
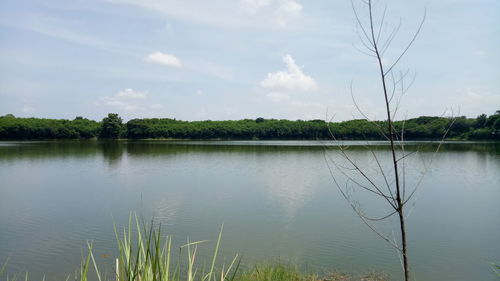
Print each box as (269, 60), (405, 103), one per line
(1, 113), (499, 141)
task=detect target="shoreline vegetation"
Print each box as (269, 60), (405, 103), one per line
(0, 111), (499, 141)
(1, 216), (389, 281)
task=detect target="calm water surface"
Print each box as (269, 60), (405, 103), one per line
(0, 140), (499, 280)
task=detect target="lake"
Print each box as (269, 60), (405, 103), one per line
(0, 140), (499, 280)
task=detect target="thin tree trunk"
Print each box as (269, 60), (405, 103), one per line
(398, 208), (409, 281)
(367, 0), (409, 279)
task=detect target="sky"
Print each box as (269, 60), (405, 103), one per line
(0, 0), (499, 121)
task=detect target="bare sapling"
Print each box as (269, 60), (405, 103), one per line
(324, 1), (454, 281)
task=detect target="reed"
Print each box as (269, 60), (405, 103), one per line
(80, 214), (240, 281)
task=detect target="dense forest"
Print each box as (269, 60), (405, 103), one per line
(0, 111), (499, 140)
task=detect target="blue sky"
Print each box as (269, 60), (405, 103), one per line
(0, 0), (499, 121)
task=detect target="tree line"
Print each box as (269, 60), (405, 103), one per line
(0, 111), (498, 140)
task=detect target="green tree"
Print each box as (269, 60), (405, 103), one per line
(474, 114), (487, 129)
(100, 113), (123, 139)
(486, 111), (500, 128)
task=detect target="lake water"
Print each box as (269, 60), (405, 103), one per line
(0, 140), (499, 280)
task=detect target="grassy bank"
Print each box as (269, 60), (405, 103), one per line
(0, 215), (388, 281)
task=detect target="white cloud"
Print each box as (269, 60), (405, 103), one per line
(260, 54), (316, 93)
(0, 15), (143, 56)
(404, 87), (500, 119)
(280, 0), (302, 14)
(100, 98), (139, 112)
(116, 88), (148, 99)
(150, 103), (164, 109)
(240, 0), (302, 28)
(22, 106), (35, 113)
(144, 51), (182, 68)
(266, 92), (290, 102)
(455, 88), (500, 115)
(240, 0), (272, 14)
(105, 0), (301, 29)
(165, 22), (175, 37)
(98, 88), (161, 112)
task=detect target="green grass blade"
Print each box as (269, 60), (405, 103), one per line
(208, 224), (223, 281)
(226, 255), (242, 281)
(0, 257), (9, 276)
(88, 242), (103, 281)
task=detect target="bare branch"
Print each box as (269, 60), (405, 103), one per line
(383, 8), (427, 76)
(324, 151), (401, 250)
(396, 151), (416, 163)
(351, 0), (375, 47)
(388, 70), (398, 104)
(376, 5), (388, 45)
(380, 18), (402, 57)
(325, 149), (396, 204)
(355, 27), (377, 53)
(403, 115), (456, 205)
(350, 81), (391, 141)
(352, 42), (378, 58)
(369, 145), (397, 204)
(400, 117), (407, 200)
(361, 209), (399, 221)
(330, 2), (429, 280)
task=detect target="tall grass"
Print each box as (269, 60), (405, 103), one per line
(0, 216), (389, 281)
(0, 215), (240, 281)
(491, 262), (500, 278)
(82, 214), (240, 281)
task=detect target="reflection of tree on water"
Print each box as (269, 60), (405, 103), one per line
(100, 140), (125, 166)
